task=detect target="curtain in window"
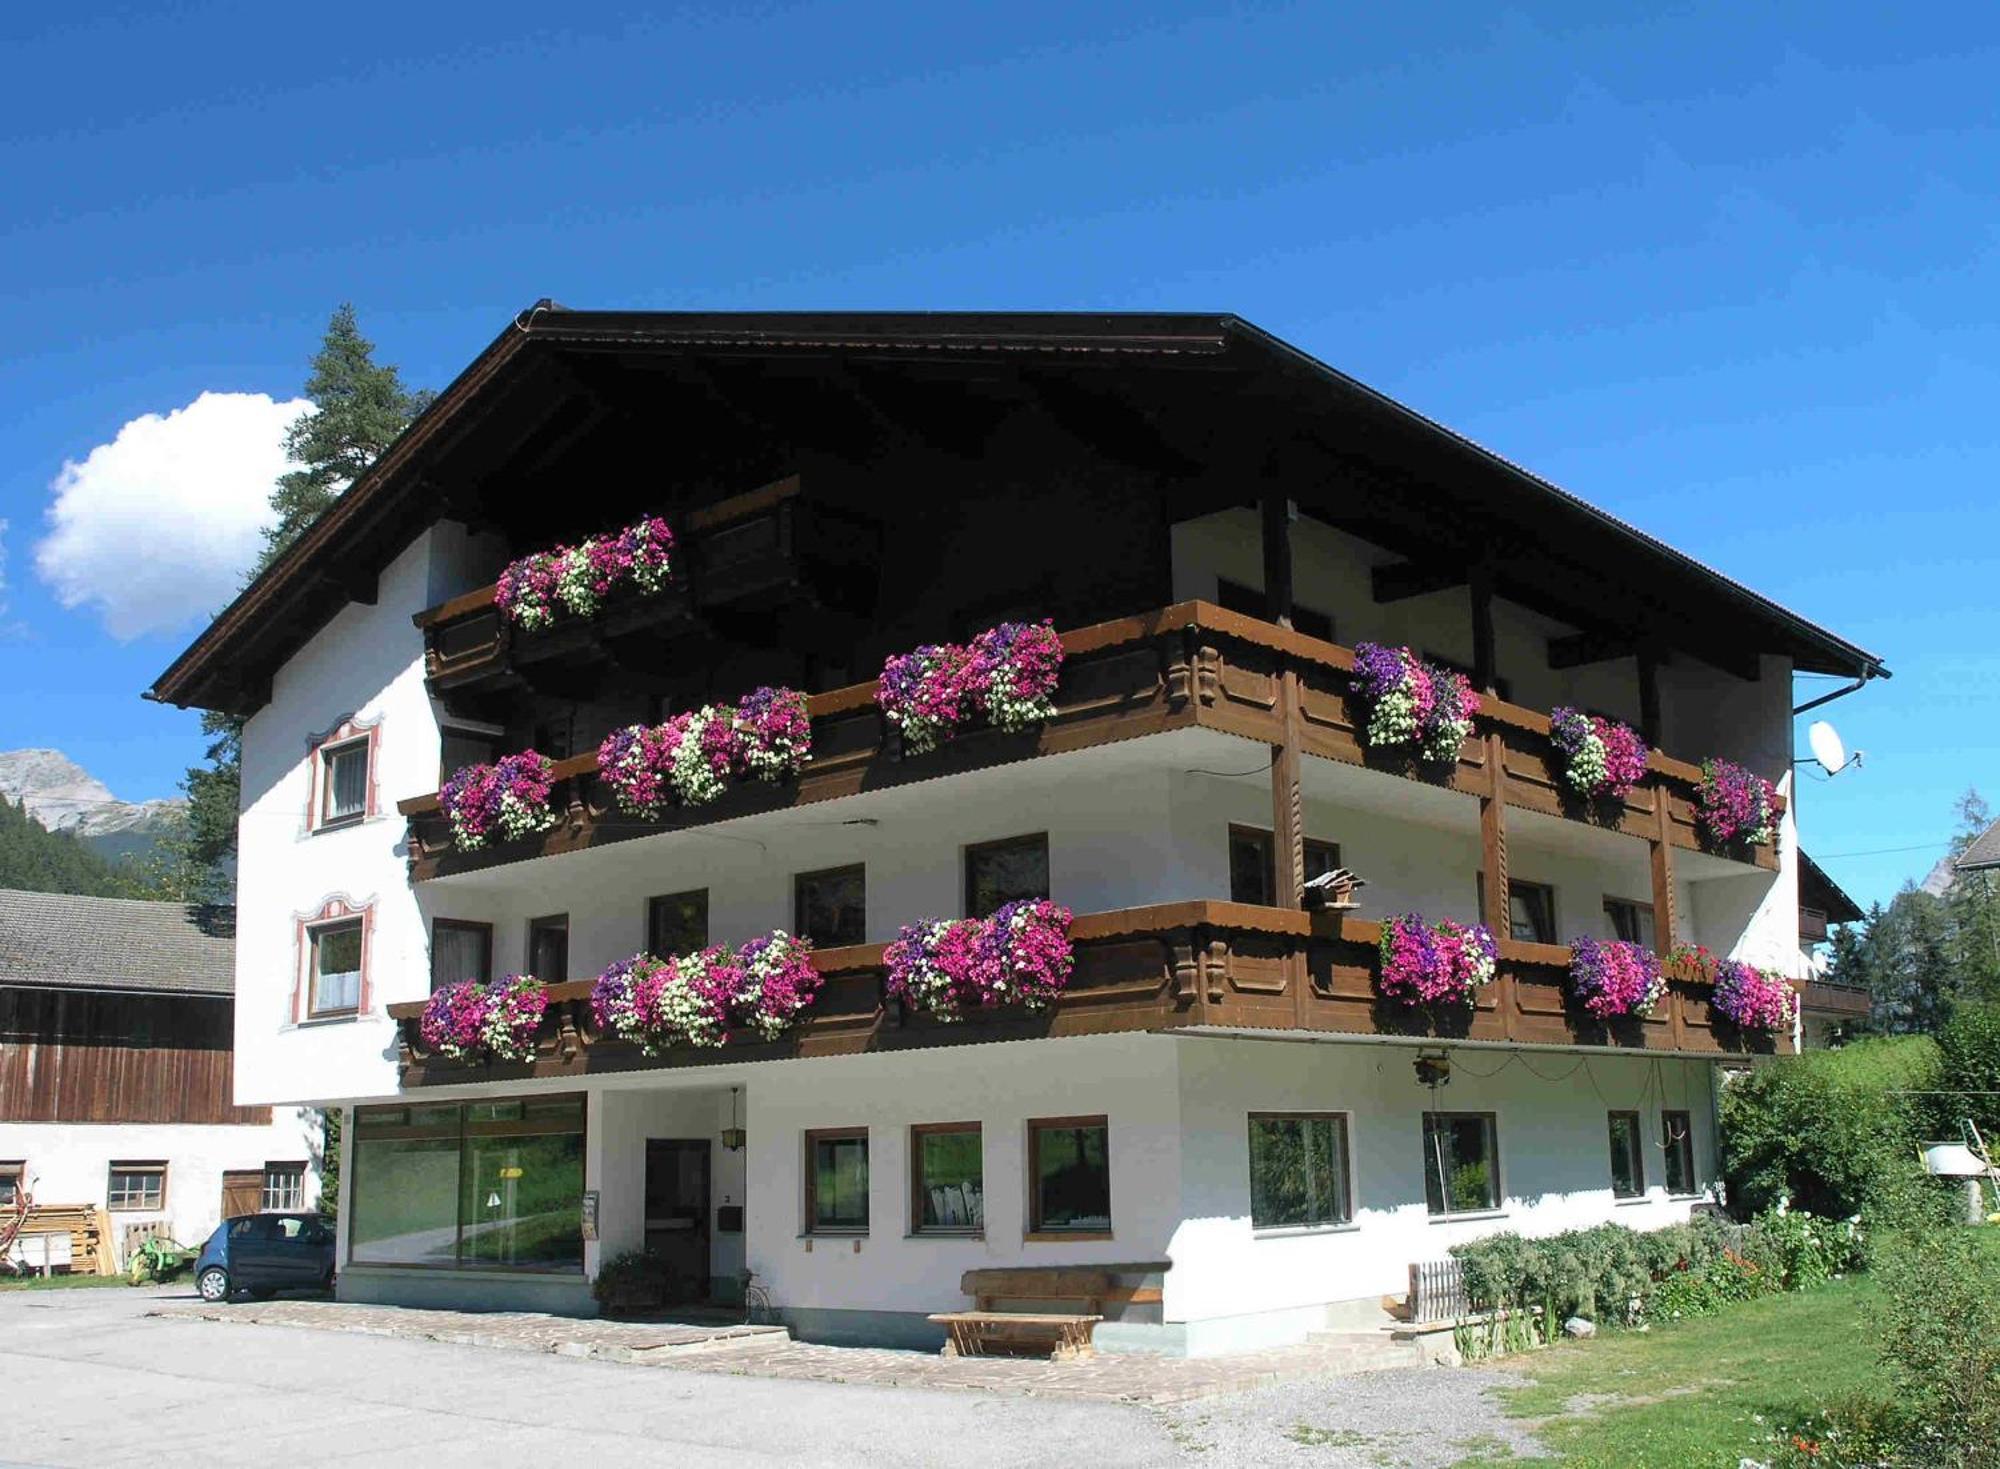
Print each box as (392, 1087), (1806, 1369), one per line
(326, 746), (368, 819)
(314, 925), (363, 1012)
(432, 925), (489, 989)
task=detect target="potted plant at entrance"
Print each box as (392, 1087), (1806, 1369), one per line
(593, 1249), (672, 1316)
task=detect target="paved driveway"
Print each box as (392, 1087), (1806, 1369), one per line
(0, 1287), (1182, 1468)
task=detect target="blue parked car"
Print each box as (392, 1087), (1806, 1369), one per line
(194, 1213), (336, 1303)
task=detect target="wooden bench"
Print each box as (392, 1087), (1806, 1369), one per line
(929, 1268), (1112, 1361)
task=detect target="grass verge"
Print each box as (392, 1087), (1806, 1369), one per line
(1455, 1272), (1885, 1468)
(0, 1271), (133, 1292)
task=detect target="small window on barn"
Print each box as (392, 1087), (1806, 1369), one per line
(262, 1164), (308, 1213)
(107, 1163), (166, 1212)
(0, 1162), (22, 1208)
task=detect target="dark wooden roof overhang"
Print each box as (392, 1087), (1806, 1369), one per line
(147, 307), (1887, 715)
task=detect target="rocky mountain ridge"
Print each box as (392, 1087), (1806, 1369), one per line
(0, 748), (184, 861)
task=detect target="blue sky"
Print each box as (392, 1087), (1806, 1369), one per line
(1, 2), (1993, 906)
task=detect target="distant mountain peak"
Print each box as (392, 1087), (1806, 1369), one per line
(0, 748), (185, 844)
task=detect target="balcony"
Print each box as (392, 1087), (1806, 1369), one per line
(397, 600), (1782, 884)
(384, 900), (1798, 1087)
(415, 477), (881, 711)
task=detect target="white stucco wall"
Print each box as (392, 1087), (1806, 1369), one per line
(0, 1109), (322, 1259)
(234, 531), (449, 1107)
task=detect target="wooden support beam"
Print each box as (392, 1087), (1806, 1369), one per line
(1260, 493), (1293, 630)
(1470, 564), (1497, 697)
(1638, 650), (1662, 748)
(1271, 664), (1305, 909)
(1481, 731), (1510, 936)
(1650, 780), (1680, 959)
(1371, 560), (1467, 604)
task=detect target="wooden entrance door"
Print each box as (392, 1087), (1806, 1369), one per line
(220, 1170), (262, 1220)
(643, 1139), (711, 1302)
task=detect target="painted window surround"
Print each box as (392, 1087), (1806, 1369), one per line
(303, 714), (383, 835)
(291, 895), (377, 1024)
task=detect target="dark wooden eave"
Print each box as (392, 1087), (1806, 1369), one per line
(147, 308), (1889, 716)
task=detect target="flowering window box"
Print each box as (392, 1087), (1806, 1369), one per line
(879, 621), (1065, 755)
(1349, 644), (1479, 764)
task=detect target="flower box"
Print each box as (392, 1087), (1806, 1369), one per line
(1548, 708), (1650, 803)
(879, 621), (1064, 755)
(885, 899), (1075, 1021)
(1350, 644), (1479, 763)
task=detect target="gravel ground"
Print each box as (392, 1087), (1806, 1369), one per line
(1156, 1365), (1549, 1468)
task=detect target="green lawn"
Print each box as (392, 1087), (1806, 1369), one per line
(1455, 1274), (1889, 1468)
(0, 1271), (131, 1291)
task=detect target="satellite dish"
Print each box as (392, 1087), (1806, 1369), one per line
(1808, 721), (1847, 774)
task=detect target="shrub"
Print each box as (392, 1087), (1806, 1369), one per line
(1647, 1252), (1763, 1323)
(1932, 1001), (2000, 1141)
(1875, 1224), (2000, 1466)
(1453, 1215), (1734, 1325)
(1739, 1208), (1864, 1292)
(1719, 1035), (1939, 1222)
(592, 1249), (673, 1309)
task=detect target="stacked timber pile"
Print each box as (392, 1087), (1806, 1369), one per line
(8, 1205), (114, 1275)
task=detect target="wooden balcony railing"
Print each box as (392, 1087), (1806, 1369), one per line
(382, 900), (1798, 1087)
(397, 600), (1782, 890)
(414, 477), (881, 704)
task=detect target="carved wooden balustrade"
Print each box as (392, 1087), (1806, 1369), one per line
(398, 599), (1782, 886)
(415, 477), (881, 705)
(383, 900), (1797, 1087)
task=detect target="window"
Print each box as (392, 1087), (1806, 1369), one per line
(647, 890), (709, 957)
(964, 834), (1050, 916)
(319, 738), (370, 826)
(440, 725), (499, 784)
(1607, 1112), (1645, 1198)
(1028, 1116), (1111, 1236)
(1507, 881), (1557, 944)
(0, 1162), (21, 1208)
(430, 920), (493, 991)
(1216, 577), (1334, 642)
(1228, 825), (1341, 906)
(308, 921), (364, 1016)
(107, 1163), (166, 1212)
(911, 1123), (984, 1234)
(1422, 1112), (1499, 1216)
(1661, 1110), (1697, 1196)
(1249, 1113), (1353, 1230)
(795, 865), (865, 948)
(805, 1128), (869, 1234)
(349, 1095), (586, 1272)
(1604, 899), (1656, 949)
(527, 914), (569, 983)
(262, 1163), (308, 1213)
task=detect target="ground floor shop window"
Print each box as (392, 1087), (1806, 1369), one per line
(348, 1095), (585, 1271)
(911, 1123), (983, 1234)
(805, 1128), (869, 1234)
(1661, 1109), (1697, 1195)
(1607, 1111), (1645, 1198)
(1028, 1116), (1111, 1236)
(1249, 1113), (1353, 1229)
(1422, 1112), (1499, 1216)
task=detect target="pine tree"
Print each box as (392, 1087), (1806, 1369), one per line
(264, 303), (435, 561)
(0, 795), (151, 897)
(173, 306), (432, 895)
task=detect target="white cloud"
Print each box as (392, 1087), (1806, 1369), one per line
(36, 392), (311, 640)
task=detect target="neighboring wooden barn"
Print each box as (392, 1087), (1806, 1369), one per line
(0, 890), (317, 1269)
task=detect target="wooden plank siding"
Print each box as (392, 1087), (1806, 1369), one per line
(386, 900), (1797, 1088)
(399, 599), (1782, 885)
(0, 989), (269, 1125)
